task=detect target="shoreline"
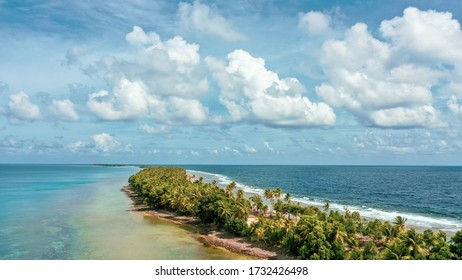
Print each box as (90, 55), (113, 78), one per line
(121, 185), (292, 260)
(186, 170), (459, 237)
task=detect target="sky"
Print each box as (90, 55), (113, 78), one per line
(1, 0), (462, 165)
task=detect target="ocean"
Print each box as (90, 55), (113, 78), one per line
(1, 164), (461, 260)
(0, 164), (248, 260)
(183, 165), (462, 233)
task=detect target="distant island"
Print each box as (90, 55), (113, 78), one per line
(92, 164), (129, 167)
(125, 166), (462, 260)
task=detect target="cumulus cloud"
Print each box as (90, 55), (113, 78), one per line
(125, 26), (160, 46)
(168, 97), (209, 124)
(316, 12), (451, 128)
(88, 79), (157, 121)
(49, 99), (79, 121)
(380, 7), (462, 64)
(298, 11), (332, 35)
(91, 133), (120, 153)
(8, 91), (41, 121)
(87, 26), (210, 125)
(369, 106), (441, 128)
(207, 49), (335, 127)
(178, 1), (245, 41)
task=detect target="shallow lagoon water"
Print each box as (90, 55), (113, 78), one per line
(0, 165), (248, 260)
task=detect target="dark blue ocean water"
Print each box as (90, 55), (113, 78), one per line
(183, 165), (462, 232)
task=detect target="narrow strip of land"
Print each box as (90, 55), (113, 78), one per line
(121, 185), (291, 259)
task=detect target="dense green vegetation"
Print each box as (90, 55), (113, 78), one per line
(129, 166), (462, 260)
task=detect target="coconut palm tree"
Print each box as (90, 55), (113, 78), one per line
(225, 182), (237, 197)
(401, 228), (426, 259)
(250, 194), (263, 212)
(332, 224), (348, 245)
(273, 188), (282, 200)
(236, 189), (244, 200)
(394, 216), (407, 234)
(264, 189), (274, 202)
(323, 202), (330, 212)
(284, 193), (292, 203)
(216, 199), (232, 223)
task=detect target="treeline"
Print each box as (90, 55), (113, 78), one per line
(128, 166), (462, 260)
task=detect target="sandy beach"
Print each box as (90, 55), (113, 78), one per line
(121, 185), (291, 260)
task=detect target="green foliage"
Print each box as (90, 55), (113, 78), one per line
(450, 230), (462, 259)
(224, 217), (249, 237)
(128, 166), (456, 260)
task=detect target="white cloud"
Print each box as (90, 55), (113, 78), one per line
(316, 19), (447, 128)
(380, 7), (462, 64)
(91, 133), (120, 153)
(263, 141), (274, 151)
(298, 11), (332, 35)
(49, 99), (79, 121)
(87, 27), (210, 125)
(0, 135), (63, 155)
(178, 1), (245, 41)
(448, 95), (462, 115)
(369, 106), (442, 128)
(125, 26), (160, 46)
(244, 145), (257, 153)
(168, 97), (209, 124)
(224, 146), (242, 156)
(352, 129), (455, 155)
(138, 124), (170, 135)
(443, 82), (462, 98)
(68, 140), (85, 153)
(88, 79), (159, 121)
(207, 49), (335, 127)
(8, 91), (41, 121)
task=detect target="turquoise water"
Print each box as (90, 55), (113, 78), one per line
(0, 165), (248, 260)
(183, 165), (462, 233)
(3, 164), (461, 259)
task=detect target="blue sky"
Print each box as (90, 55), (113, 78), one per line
(1, 0), (462, 165)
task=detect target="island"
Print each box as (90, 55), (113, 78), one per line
(123, 166), (462, 260)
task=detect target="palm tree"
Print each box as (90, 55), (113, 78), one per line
(273, 188), (282, 200)
(233, 199), (251, 220)
(217, 199), (232, 222)
(264, 189), (275, 214)
(382, 222), (395, 243)
(254, 226), (267, 243)
(236, 189), (244, 200)
(401, 228), (425, 259)
(323, 202), (330, 212)
(250, 195), (263, 212)
(284, 193), (292, 203)
(262, 204), (269, 217)
(264, 189), (274, 202)
(394, 216), (407, 234)
(332, 224), (348, 245)
(225, 182), (237, 197)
